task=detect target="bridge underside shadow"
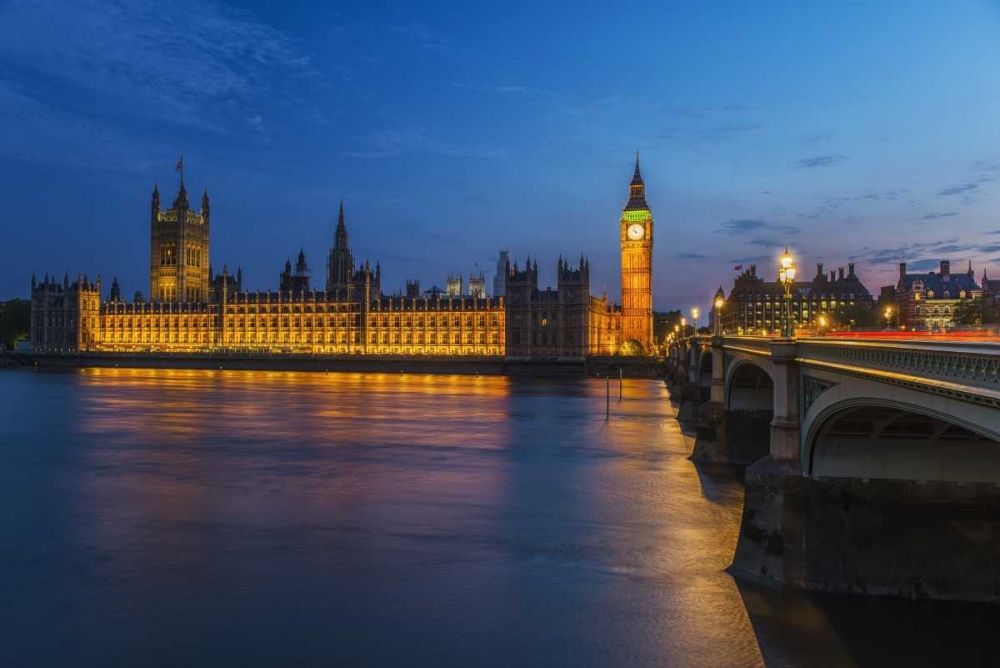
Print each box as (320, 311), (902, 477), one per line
(811, 405), (1000, 483)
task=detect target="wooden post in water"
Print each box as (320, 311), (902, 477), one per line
(619, 366), (623, 402)
(606, 376), (610, 420)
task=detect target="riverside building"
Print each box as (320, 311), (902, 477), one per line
(720, 262), (875, 334)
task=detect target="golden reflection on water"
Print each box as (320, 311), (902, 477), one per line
(77, 367), (514, 447)
(63, 368), (769, 667)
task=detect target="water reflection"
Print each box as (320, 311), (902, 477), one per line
(0, 368), (996, 667)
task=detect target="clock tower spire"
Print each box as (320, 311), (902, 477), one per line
(620, 152), (654, 352)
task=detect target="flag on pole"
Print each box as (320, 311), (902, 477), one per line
(734, 264), (743, 271)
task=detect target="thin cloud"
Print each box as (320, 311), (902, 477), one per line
(801, 131), (837, 146)
(717, 218), (799, 235)
(449, 81), (557, 97)
(346, 129), (505, 159)
(699, 124), (764, 139)
(729, 255), (769, 265)
(922, 212), (958, 220)
(796, 154), (848, 169)
(675, 252), (712, 260)
(391, 21), (448, 50)
(938, 183), (978, 196)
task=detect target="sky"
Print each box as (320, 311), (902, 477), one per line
(1, 0), (1000, 310)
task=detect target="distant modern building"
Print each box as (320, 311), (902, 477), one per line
(894, 261), (982, 330)
(493, 251), (509, 297)
(720, 262), (874, 334)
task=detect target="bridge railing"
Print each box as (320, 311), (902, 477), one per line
(720, 335), (773, 357)
(795, 338), (1000, 392)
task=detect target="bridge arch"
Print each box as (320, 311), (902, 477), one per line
(719, 355), (775, 463)
(805, 397), (1000, 483)
(724, 357), (774, 412)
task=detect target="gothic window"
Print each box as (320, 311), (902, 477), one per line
(161, 243), (177, 266)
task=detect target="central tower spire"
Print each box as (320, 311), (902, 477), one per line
(334, 200), (349, 249)
(326, 200), (356, 294)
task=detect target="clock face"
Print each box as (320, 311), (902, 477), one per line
(627, 223), (645, 240)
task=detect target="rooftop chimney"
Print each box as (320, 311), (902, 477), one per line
(899, 262), (906, 280)
(838, 267), (844, 280)
(848, 262), (855, 277)
(940, 260), (950, 276)
(817, 263), (824, 278)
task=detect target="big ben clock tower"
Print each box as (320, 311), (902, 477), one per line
(620, 153), (653, 350)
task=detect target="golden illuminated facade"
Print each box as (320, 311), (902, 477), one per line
(620, 155), (654, 350)
(30, 161), (654, 358)
(31, 179), (504, 356)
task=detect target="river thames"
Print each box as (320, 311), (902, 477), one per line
(0, 369), (995, 667)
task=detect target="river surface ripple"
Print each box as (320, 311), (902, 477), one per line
(0, 368), (995, 667)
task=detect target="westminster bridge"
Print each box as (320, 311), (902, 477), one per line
(666, 335), (1000, 603)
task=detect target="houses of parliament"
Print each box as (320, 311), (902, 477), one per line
(30, 159), (656, 358)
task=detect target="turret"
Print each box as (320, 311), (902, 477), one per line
(201, 188), (210, 226)
(173, 179), (189, 210)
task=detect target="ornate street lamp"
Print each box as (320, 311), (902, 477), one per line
(680, 317), (687, 337)
(691, 308), (700, 333)
(778, 248), (796, 338)
(714, 295), (725, 336)
(884, 305), (893, 328)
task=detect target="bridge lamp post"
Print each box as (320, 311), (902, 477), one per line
(714, 296), (725, 336)
(818, 314), (828, 336)
(778, 248), (796, 338)
(680, 317), (687, 337)
(691, 308), (700, 333)
(884, 305), (893, 329)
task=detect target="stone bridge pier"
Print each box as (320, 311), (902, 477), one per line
(667, 335), (1000, 603)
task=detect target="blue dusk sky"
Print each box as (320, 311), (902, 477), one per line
(2, 0), (1000, 309)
